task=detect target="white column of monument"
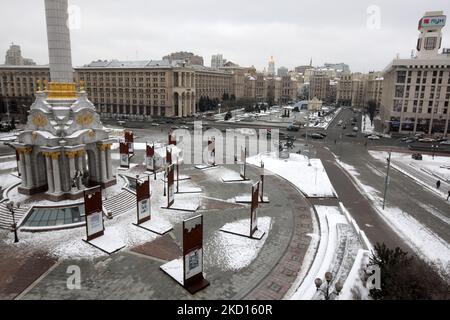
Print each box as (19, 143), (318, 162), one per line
(44, 0), (73, 83)
(52, 154), (62, 194)
(24, 152), (34, 188)
(99, 146), (108, 182)
(105, 147), (112, 180)
(18, 152), (27, 188)
(45, 154), (55, 193)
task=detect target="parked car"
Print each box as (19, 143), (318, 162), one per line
(418, 138), (435, 143)
(440, 140), (450, 145)
(367, 135), (380, 140)
(405, 138), (415, 143)
(353, 126), (359, 132)
(412, 153), (423, 160)
(310, 133), (324, 139)
(346, 132), (357, 137)
(317, 132), (327, 137)
(338, 120), (343, 126)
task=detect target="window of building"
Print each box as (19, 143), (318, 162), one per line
(424, 37), (437, 50)
(396, 71), (407, 83)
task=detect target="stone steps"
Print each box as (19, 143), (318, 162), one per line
(104, 190), (136, 217)
(0, 203), (29, 230)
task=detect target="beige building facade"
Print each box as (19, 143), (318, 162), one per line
(380, 11), (450, 135)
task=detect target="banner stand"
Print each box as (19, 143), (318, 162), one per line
(221, 147), (250, 182)
(131, 175), (173, 235)
(162, 163), (200, 212)
(82, 186), (125, 254)
(195, 137), (219, 171)
(234, 175), (270, 203)
(160, 215), (210, 294)
(175, 158), (201, 194)
(220, 182), (265, 240)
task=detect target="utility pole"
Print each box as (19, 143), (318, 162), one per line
(382, 151), (391, 210)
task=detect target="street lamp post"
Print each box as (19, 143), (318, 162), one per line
(6, 201), (19, 243)
(314, 272), (343, 300)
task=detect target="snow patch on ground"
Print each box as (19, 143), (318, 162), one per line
(248, 152), (336, 198)
(204, 217), (271, 271)
(337, 159), (450, 278)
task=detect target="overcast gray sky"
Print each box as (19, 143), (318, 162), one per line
(1, 0), (449, 72)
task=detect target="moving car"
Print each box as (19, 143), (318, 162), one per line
(367, 135), (380, 140)
(287, 124), (300, 132)
(353, 126), (359, 132)
(440, 140), (450, 145)
(412, 153), (423, 160)
(346, 132), (357, 137)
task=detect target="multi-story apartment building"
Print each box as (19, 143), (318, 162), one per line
(74, 59), (196, 118)
(192, 65), (233, 101)
(380, 11), (450, 135)
(280, 76), (298, 104)
(4, 44), (36, 66)
(336, 73), (353, 106)
(1, 55), (302, 120)
(0, 65), (49, 121)
(366, 71), (384, 109)
(309, 70), (332, 102)
(336, 72), (383, 109)
(211, 54), (225, 69)
(255, 73), (267, 103)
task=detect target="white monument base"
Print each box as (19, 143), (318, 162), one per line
(160, 258), (184, 286)
(176, 187), (202, 194)
(195, 164), (219, 170)
(133, 218), (173, 235)
(83, 231), (126, 254)
(220, 220), (265, 240)
(221, 175), (250, 183)
(162, 202), (200, 212)
(235, 195), (270, 203)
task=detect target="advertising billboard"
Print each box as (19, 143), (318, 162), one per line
(167, 164), (175, 207)
(146, 143), (155, 171)
(250, 181), (260, 237)
(84, 186), (104, 241)
(136, 176), (151, 224)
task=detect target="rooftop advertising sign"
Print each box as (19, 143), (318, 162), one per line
(419, 15), (446, 29)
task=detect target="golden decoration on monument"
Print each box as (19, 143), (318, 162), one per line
(76, 112), (94, 126)
(31, 113), (48, 128)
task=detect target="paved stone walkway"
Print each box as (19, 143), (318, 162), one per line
(9, 164), (315, 300)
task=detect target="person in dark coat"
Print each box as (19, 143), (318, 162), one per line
(447, 190), (450, 201)
(436, 180), (441, 189)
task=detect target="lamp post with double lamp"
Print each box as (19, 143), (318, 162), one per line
(432, 144), (439, 160)
(314, 272), (343, 300)
(6, 201), (19, 243)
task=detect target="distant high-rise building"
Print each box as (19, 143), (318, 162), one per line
(268, 56), (275, 76)
(162, 51), (204, 66)
(277, 66), (288, 77)
(4, 44), (36, 66)
(211, 54), (226, 69)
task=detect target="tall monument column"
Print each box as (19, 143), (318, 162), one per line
(44, 0), (73, 83)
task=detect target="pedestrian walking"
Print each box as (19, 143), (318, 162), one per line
(436, 180), (441, 189)
(334, 139), (337, 145)
(447, 190), (450, 201)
